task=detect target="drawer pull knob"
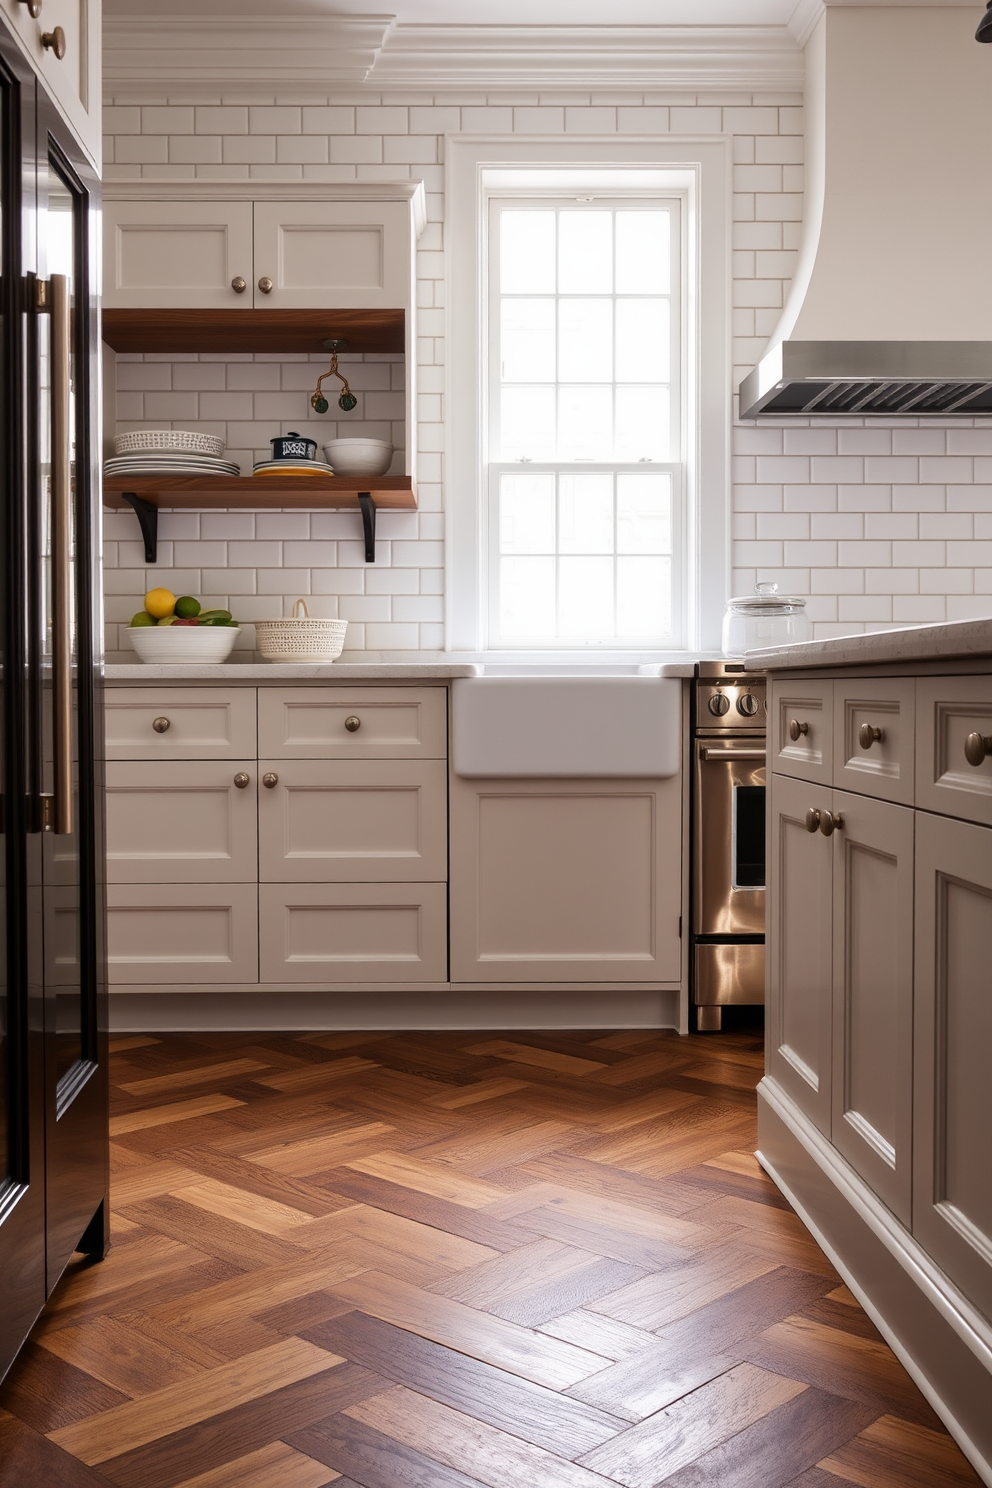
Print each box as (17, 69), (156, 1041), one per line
(804, 808), (821, 833)
(152, 716), (170, 733)
(231, 276), (247, 294)
(345, 715), (361, 733)
(258, 276), (273, 294)
(262, 772), (278, 788)
(964, 731), (992, 767)
(234, 773), (250, 789)
(859, 723), (884, 750)
(41, 25), (65, 57)
(19, 1), (43, 19)
(788, 718), (809, 742)
(819, 809), (843, 837)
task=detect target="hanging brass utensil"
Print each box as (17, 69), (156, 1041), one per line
(310, 351), (358, 414)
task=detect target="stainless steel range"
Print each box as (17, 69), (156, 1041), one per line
(691, 662), (766, 1031)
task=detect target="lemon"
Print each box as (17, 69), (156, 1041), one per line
(144, 587), (176, 620)
(130, 611), (156, 628)
(175, 595), (200, 619)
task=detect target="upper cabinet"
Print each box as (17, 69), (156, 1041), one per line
(1, 0), (101, 168)
(102, 183), (426, 312)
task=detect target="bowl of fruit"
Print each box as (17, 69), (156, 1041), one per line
(128, 589), (242, 664)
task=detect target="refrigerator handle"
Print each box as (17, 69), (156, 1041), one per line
(48, 273), (73, 836)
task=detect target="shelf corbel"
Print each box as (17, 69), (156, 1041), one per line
(358, 492), (376, 563)
(120, 492), (159, 564)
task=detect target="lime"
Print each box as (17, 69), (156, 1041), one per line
(175, 595), (201, 619)
(130, 611), (156, 628)
(144, 587), (176, 619)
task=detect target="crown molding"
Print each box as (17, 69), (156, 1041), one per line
(787, 0), (824, 47)
(104, 16), (804, 98)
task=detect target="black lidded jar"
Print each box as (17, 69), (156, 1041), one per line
(269, 431), (317, 461)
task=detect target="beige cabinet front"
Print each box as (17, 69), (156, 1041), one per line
(830, 789), (914, 1223)
(913, 811), (992, 1322)
(106, 762), (258, 884)
(259, 883), (446, 983)
(258, 687), (446, 761)
(106, 686), (257, 761)
(769, 676), (834, 786)
(102, 200), (254, 310)
(258, 760), (446, 883)
(449, 777), (681, 984)
(2, 0), (101, 166)
(833, 677), (915, 806)
(766, 772), (834, 1134)
(916, 675), (992, 828)
(107, 884), (258, 985)
(252, 200), (410, 310)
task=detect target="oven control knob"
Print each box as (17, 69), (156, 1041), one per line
(707, 692), (730, 716)
(737, 692), (759, 717)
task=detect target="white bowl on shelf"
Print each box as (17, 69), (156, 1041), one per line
(128, 625), (242, 665)
(321, 438), (394, 478)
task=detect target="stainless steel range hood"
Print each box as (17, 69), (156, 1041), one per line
(739, 7), (992, 420)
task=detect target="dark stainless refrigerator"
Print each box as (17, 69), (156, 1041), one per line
(0, 15), (107, 1380)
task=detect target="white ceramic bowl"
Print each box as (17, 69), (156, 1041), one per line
(321, 438), (394, 478)
(114, 430), (226, 457)
(128, 625), (241, 665)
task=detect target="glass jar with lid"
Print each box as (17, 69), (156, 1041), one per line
(722, 582), (810, 658)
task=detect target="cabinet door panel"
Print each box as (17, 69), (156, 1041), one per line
(106, 687), (257, 760)
(1, 0), (101, 165)
(260, 883), (446, 983)
(258, 760), (447, 883)
(914, 811), (992, 1321)
(106, 762), (257, 883)
(103, 200), (254, 309)
(770, 677), (834, 785)
(258, 687), (445, 760)
(767, 773), (833, 1133)
(831, 790), (914, 1222)
(449, 777), (681, 983)
(915, 675), (992, 827)
(107, 885), (258, 985)
(834, 677), (915, 806)
(252, 201), (410, 309)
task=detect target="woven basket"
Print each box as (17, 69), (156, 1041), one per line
(114, 429), (227, 457)
(253, 600), (347, 663)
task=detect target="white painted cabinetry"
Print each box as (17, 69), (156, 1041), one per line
(2, 0), (101, 167)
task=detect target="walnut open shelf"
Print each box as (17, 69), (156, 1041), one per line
(104, 475), (417, 564)
(101, 308), (405, 356)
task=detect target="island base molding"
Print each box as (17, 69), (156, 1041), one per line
(109, 985), (682, 1033)
(758, 1077), (992, 1488)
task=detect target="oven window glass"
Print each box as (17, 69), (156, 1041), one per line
(733, 785), (765, 889)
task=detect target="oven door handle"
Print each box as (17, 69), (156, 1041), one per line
(699, 746), (766, 761)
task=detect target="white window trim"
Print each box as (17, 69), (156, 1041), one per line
(445, 134), (731, 658)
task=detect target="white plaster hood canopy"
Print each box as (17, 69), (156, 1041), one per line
(739, 2), (992, 418)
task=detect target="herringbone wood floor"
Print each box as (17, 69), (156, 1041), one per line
(0, 1028), (981, 1487)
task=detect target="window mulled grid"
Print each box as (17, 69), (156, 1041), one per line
(485, 195), (684, 650)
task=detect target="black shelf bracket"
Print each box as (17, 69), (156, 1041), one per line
(358, 491), (376, 563)
(120, 492), (159, 563)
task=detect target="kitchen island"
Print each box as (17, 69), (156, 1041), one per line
(748, 616), (992, 1486)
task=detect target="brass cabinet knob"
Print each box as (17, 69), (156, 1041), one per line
(19, 1), (43, 18)
(819, 809), (843, 837)
(152, 716), (170, 733)
(964, 731), (992, 767)
(262, 772), (278, 788)
(789, 718), (809, 742)
(41, 25), (66, 57)
(859, 723), (884, 750)
(804, 808), (821, 833)
(258, 276), (273, 294)
(344, 715), (361, 733)
(231, 276), (247, 294)
(234, 773), (250, 789)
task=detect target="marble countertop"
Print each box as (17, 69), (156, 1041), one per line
(105, 662), (481, 682)
(747, 616), (992, 671)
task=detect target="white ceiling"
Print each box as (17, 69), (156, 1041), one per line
(103, 0), (979, 23)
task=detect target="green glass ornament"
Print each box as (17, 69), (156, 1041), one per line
(311, 394), (329, 414)
(338, 392), (358, 412)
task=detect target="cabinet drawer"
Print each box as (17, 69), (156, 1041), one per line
(259, 883), (447, 983)
(106, 762), (258, 883)
(770, 677), (834, 785)
(915, 675), (992, 827)
(103, 200), (254, 310)
(258, 687), (446, 760)
(106, 687), (257, 760)
(107, 884), (258, 984)
(833, 677), (915, 805)
(258, 759), (447, 882)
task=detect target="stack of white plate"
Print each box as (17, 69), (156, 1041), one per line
(106, 450), (241, 477)
(252, 458), (335, 477)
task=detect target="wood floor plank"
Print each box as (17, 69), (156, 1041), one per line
(433, 1237), (600, 1307)
(169, 1178), (317, 1236)
(49, 1340), (345, 1465)
(110, 1095), (245, 1137)
(37, 1316), (207, 1397)
(118, 1059), (271, 1097)
(816, 1412), (983, 1485)
(170, 1439), (341, 1488)
(493, 1255), (647, 1328)
(537, 1309), (660, 1362)
(0, 1340), (131, 1434)
(427, 1077), (532, 1108)
(328, 1271), (610, 1389)
(250, 1123), (398, 1177)
(464, 1040), (608, 1076)
(0, 1411), (118, 1488)
(587, 1243), (778, 1331)
(288, 1412), (490, 1488)
(344, 1150), (509, 1208)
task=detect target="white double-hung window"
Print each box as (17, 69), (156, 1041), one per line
(487, 197), (683, 649)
